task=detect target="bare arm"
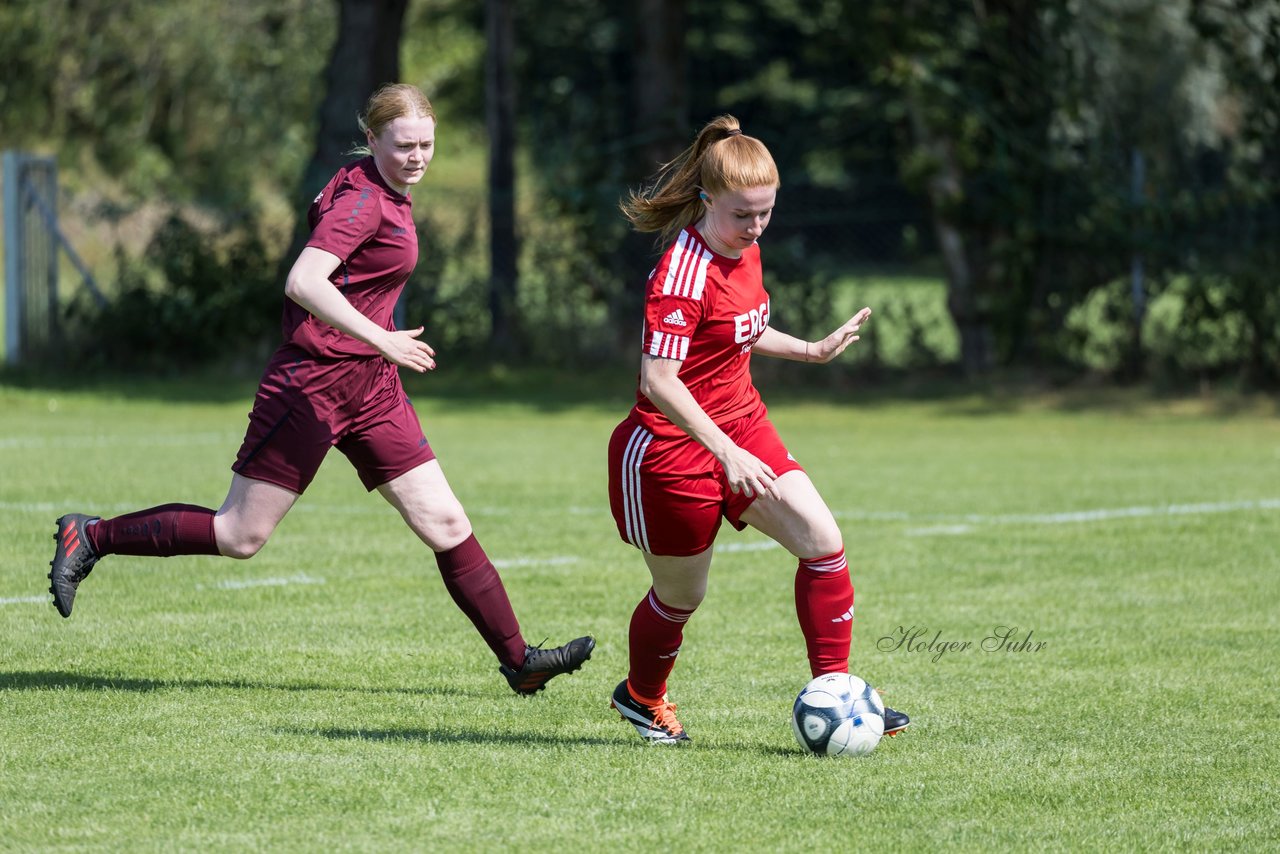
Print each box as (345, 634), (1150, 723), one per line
(752, 306), (872, 364)
(284, 247), (436, 372)
(640, 355), (777, 498)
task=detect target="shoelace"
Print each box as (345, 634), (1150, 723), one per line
(648, 697), (684, 735)
(522, 639), (553, 669)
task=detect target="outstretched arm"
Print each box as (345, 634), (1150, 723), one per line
(284, 247), (437, 372)
(640, 355), (778, 498)
(752, 306), (872, 364)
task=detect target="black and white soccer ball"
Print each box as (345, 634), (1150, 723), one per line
(791, 672), (885, 756)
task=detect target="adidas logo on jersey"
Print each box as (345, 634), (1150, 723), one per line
(831, 608), (854, 623)
(662, 309), (688, 327)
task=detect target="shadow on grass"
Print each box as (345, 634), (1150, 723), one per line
(0, 670), (470, 698)
(302, 727), (832, 756)
(298, 726), (622, 748)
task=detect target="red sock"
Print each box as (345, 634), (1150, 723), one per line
(627, 588), (695, 702)
(795, 549), (853, 677)
(434, 534), (526, 670)
(86, 504), (219, 557)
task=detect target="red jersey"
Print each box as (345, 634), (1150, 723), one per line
(630, 226), (771, 437)
(281, 156), (418, 359)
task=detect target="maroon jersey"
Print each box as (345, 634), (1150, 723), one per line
(281, 156), (418, 359)
(630, 226), (770, 438)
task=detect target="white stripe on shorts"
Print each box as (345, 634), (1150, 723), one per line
(621, 425), (654, 553)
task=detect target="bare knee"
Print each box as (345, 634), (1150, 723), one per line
(214, 517), (272, 560)
(395, 497), (472, 551)
(806, 525), (844, 560)
(646, 551), (712, 611)
(419, 507), (472, 551)
(655, 585), (706, 611)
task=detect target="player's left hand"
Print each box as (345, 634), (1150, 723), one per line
(809, 307), (871, 363)
(379, 326), (437, 372)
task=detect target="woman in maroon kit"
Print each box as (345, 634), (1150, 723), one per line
(47, 84), (593, 694)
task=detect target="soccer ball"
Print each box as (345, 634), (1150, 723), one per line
(791, 672), (885, 757)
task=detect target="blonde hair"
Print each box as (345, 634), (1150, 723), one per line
(620, 115), (780, 246)
(350, 83), (435, 155)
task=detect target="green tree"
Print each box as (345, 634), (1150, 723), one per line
(280, 0), (410, 275)
(0, 0), (331, 209)
(1184, 0), (1280, 384)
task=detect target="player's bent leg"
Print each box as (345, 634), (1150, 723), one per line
(742, 472), (850, 674)
(740, 471), (911, 735)
(214, 474), (300, 559)
(378, 461), (595, 694)
(612, 549), (710, 743)
(48, 478), (293, 618)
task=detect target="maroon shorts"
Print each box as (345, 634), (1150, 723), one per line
(607, 403), (804, 556)
(233, 350), (435, 494)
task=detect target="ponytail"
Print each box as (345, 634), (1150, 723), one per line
(620, 115), (779, 246)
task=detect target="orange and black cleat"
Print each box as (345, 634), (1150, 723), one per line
(611, 680), (690, 744)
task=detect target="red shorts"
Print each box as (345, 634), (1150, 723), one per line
(607, 404), (804, 556)
(233, 349), (435, 494)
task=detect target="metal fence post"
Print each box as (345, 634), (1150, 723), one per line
(3, 150), (23, 364)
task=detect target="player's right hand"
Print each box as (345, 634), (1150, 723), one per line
(719, 445), (778, 498)
(380, 326), (437, 372)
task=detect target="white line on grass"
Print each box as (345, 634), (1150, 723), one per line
(493, 556), (580, 569)
(0, 432), (239, 450)
(905, 525), (975, 537)
(716, 541), (786, 553)
(836, 498), (1280, 526)
(735, 498), (1280, 545)
(0, 502), (154, 514)
(3, 576), (326, 606)
(198, 574), (326, 591)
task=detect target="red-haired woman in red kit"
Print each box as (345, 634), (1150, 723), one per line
(606, 115), (910, 742)
(48, 84), (593, 695)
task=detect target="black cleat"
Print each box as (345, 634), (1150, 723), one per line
(611, 680), (690, 744)
(48, 514), (101, 618)
(500, 636), (595, 695)
(883, 706), (910, 736)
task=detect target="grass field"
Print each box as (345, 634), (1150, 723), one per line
(2, 371), (1278, 851)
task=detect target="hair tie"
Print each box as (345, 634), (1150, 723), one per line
(726, 129), (743, 137)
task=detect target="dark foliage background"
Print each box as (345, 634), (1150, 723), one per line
(2, 0), (1275, 385)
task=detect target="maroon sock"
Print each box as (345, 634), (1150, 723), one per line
(86, 504), (219, 557)
(795, 549), (854, 677)
(434, 534), (526, 670)
(627, 588), (696, 702)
